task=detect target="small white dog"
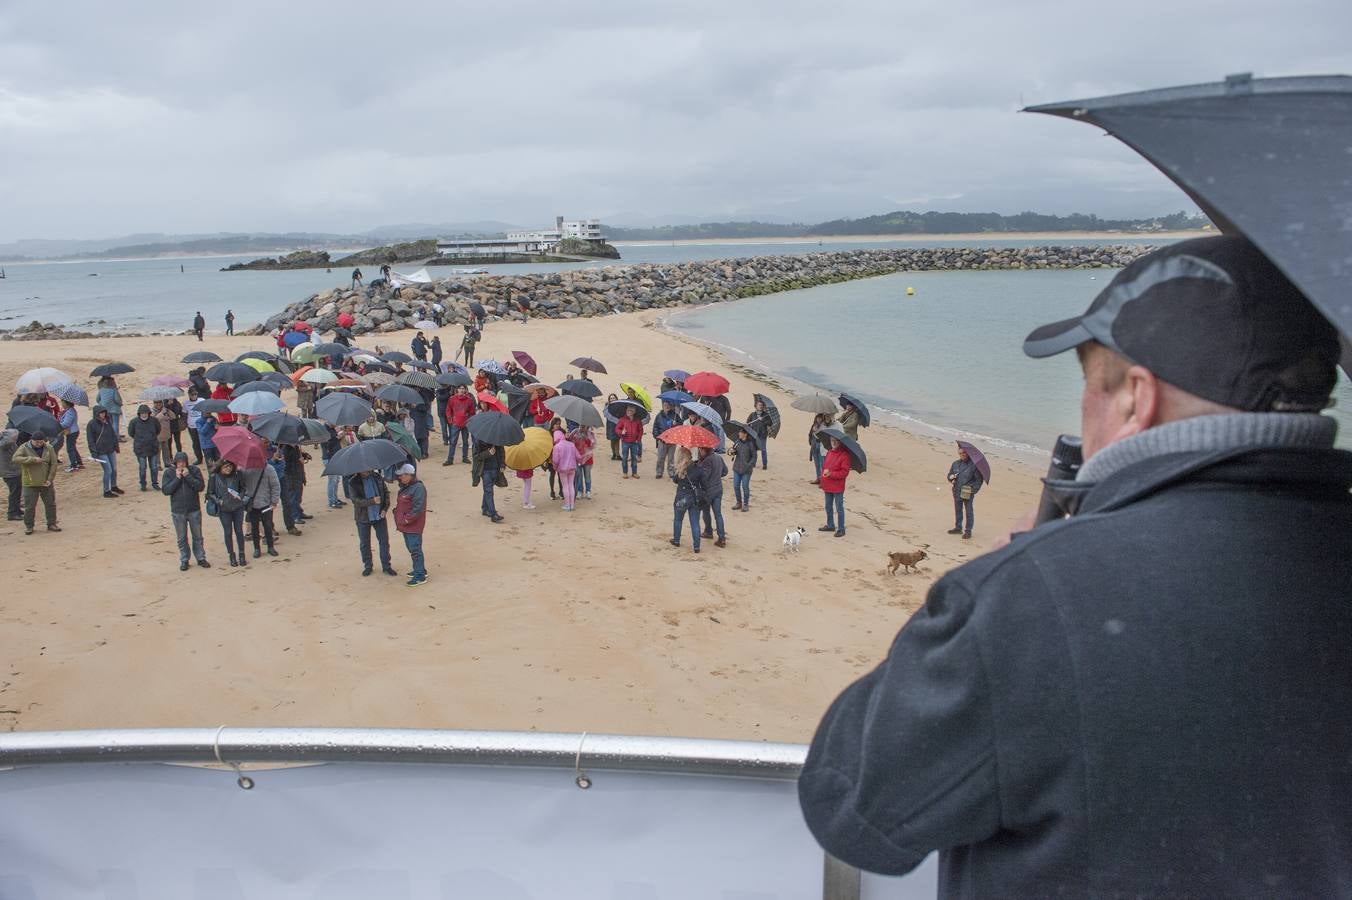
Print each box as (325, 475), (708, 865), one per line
(783, 526), (807, 552)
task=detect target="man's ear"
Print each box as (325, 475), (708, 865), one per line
(1112, 366), (1161, 443)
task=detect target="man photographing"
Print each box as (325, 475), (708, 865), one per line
(798, 236), (1352, 896)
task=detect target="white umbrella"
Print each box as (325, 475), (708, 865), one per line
(15, 367), (72, 395)
(299, 368), (338, 385)
(228, 392), (285, 416)
(138, 385), (184, 401)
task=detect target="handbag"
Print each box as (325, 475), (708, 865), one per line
(205, 496), (220, 516)
(959, 484), (974, 501)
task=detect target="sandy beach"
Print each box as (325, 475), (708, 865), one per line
(0, 313), (1040, 741)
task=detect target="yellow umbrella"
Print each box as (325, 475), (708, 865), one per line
(241, 357), (276, 374)
(502, 426), (553, 470)
(619, 382), (653, 412)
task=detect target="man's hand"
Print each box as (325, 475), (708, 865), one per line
(990, 509), (1039, 551)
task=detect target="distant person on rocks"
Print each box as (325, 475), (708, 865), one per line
(393, 463), (428, 586)
(430, 336), (443, 369)
(224, 309), (235, 336)
(13, 430), (60, 535)
(351, 268), (363, 289)
(380, 263), (392, 281)
(346, 468), (396, 577)
(946, 443), (984, 540)
(192, 311), (205, 341)
(411, 331), (429, 362)
(207, 458), (248, 567)
(86, 406), (121, 498)
(163, 452), (209, 571)
(1, 426), (24, 520)
(128, 404), (162, 490)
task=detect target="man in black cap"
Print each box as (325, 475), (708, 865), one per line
(798, 236), (1352, 897)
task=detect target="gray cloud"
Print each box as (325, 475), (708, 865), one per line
(1, 0), (1349, 240)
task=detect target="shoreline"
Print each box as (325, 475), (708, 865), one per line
(0, 314), (1042, 740)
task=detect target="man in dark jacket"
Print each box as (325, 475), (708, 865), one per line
(0, 426), (22, 520)
(410, 331), (428, 362)
(162, 451), (210, 571)
(192, 311), (205, 341)
(85, 405), (121, 498)
(946, 445), (984, 539)
(346, 469), (397, 577)
(393, 463), (428, 586)
(798, 237), (1352, 898)
(127, 403), (161, 490)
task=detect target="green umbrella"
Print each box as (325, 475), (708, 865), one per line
(290, 345), (321, 366)
(384, 422), (422, 458)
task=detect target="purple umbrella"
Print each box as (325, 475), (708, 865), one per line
(956, 440), (992, 484)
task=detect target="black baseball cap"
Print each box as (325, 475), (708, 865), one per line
(1023, 235), (1340, 412)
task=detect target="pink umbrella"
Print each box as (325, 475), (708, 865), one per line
(511, 350), (538, 376)
(151, 375), (191, 388)
(214, 426), (268, 469)
(956, 440), (992, 484)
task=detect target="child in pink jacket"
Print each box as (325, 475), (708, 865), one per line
(551, 429), (580, 511)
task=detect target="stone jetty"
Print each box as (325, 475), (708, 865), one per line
(250, 245), (1153, 336)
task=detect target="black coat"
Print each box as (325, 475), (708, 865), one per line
(207, 469), (248, 514)
(161, 464), (204, 514)
(799, 445), (1352, 898)
(85, 412), (119, 456)
(127, 413), (160, 457)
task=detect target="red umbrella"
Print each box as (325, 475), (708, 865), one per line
(213, 426), (268, 469)
(956, 440), (992, 484)
(476, 390), (507, 413)
(657, 424), (720, 449)
(336, 312), (355, 329)
(292, 320), (313, 333)
(511, 350), (538, 376)
(684, 372), (730, 397)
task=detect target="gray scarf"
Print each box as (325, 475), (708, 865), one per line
(1077, 413), (1338, 484)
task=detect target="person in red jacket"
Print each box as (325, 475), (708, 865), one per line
(442, 385), (476, 465)
(211, 382), (236, 426)
(819, 436), (852, 537)
(614, 405), (645, 478)
(393, 463), (428, 587)
(529, 389), (552, 426)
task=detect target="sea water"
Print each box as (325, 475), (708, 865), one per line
(664, 268), (1352, 460)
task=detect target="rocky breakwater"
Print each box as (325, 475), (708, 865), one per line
(250, 244), (1152, 336)
(0, 320), (135, 341)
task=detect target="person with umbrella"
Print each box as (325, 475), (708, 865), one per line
(472, 438), (504, 523)
(747, 397), (775, 470)
(0, 425), (22, 519)
(808, 412), (833, 484)
(550, 428), (580, 512)
(947, 442), (986, 540)
(207, 459), (249, 567)
(668, 446), (705, 554)
(58, 397), (83, 473)
(838, 397), (863, 440)
(568, 424), (596, 501)
(694, 444), (728, 547)
(614, 402), (645, 478)
(151, 400), (176, 468)
(818, 434), (853, 537)
(345, 465), (396, 577)
(183, 388), (204, 465)
(128, 404), (162, 490)
(197, 405), (221, 466)
(651, 401), (681, 479)
(192, 311), (206, 342)
(225, 309), (235, 336)
(96, 376), (125, 440)
(320, 423), (348, 510)
(163, 452), (210, 571)
(443, 384), (475, 465)
(393, 463), (429, 586)
(12, 428), (60, 535)
(603, 393), (621, 460)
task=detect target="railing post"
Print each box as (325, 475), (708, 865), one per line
(823, 852), (861, 900)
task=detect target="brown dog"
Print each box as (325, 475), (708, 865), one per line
(887, 550), (928, 575)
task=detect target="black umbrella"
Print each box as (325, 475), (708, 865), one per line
(374, 384), (423, 406)
(818, 427), (867, 473)
(606, 399), (651, 424)
(407, 359), (436, 371)
(381, 351), (413, 364)
(249, 412), (309, 445)
(261, 372), (294, 390)
(6, 406), (62, 439)
(322, 438), (408, 477)
(235, 350), (277, 364)
(232, 380), (281, 398)
(570, 356), (608, 374)
(435, 371), (473, 388)
(468, 301), (487, 319)
(558, 378), (602, 400)
(508, 371), (535, 388)
(315, 392), (373, 426)
(312, 343), (351, 360)
(467, 411), (525, 446)
(724, 419), (764, 450)
(195, 399), (232, 414)
(205, 362), (260, 385)
(838, 393), (871, 428)
(181, 351), (222, 364)
(89, 362), (135, 377)
(1026, 74), (1352, 372)
(362, 361), (398, 375)
(752, 393), (782, 439)
(501, 384), (532, 422)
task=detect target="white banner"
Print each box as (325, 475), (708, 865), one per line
(0, 762), (934, 899)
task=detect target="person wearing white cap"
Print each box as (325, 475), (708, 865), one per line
(393, 463), (428, 586)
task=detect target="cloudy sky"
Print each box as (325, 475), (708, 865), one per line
(1, 0), (1348, 240)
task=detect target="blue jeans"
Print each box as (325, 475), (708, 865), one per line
(357, 516), (391, 569)
(481, 471), (499, 517)
(218, 508), (246, 558)
(811, 444), (823, 479)
(137, 453), (160, 488)
(446, 425), (470, 462)
(65, 433), (82, 468)
(403, 531), (426, 579)
(172, 511), (206, 564)
(824, 491), (845, 533)
(327, 474), (341, 506)
(673, 504), (702, 549)
(621, 441), (641, 474)
(954, 494), (974, 533)
(574, 464), (592, 496)
(701, 494), (726, 540)
(94, 453), (118, 492)
(438, 408), (451, 443)
(759, 444), (768, 467)
(732, 470), (752, 506)
(281, 480), (301, 529)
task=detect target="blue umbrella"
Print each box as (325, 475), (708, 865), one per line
(477, 359), (508, 377)
(657, 390), (694, 405)
(228, 392), (285, 416)
(664, 369), (690, 382)
(283, 331), (309, 349)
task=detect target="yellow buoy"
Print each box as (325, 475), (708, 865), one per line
(906, 286), (915, 296)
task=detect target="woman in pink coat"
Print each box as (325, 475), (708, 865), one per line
(551, 429), (580, 511)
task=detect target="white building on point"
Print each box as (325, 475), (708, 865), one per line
(437, 217), (606, 257)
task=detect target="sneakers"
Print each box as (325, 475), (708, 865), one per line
(47, 525), (61, 533)
(947, 527), (963, 535)
(585, 492), (593, 499)
(406, 576), (428, 587)
(103, 491), (117, 499)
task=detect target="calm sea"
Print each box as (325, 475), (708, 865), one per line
(3, 236), (1345, 456)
